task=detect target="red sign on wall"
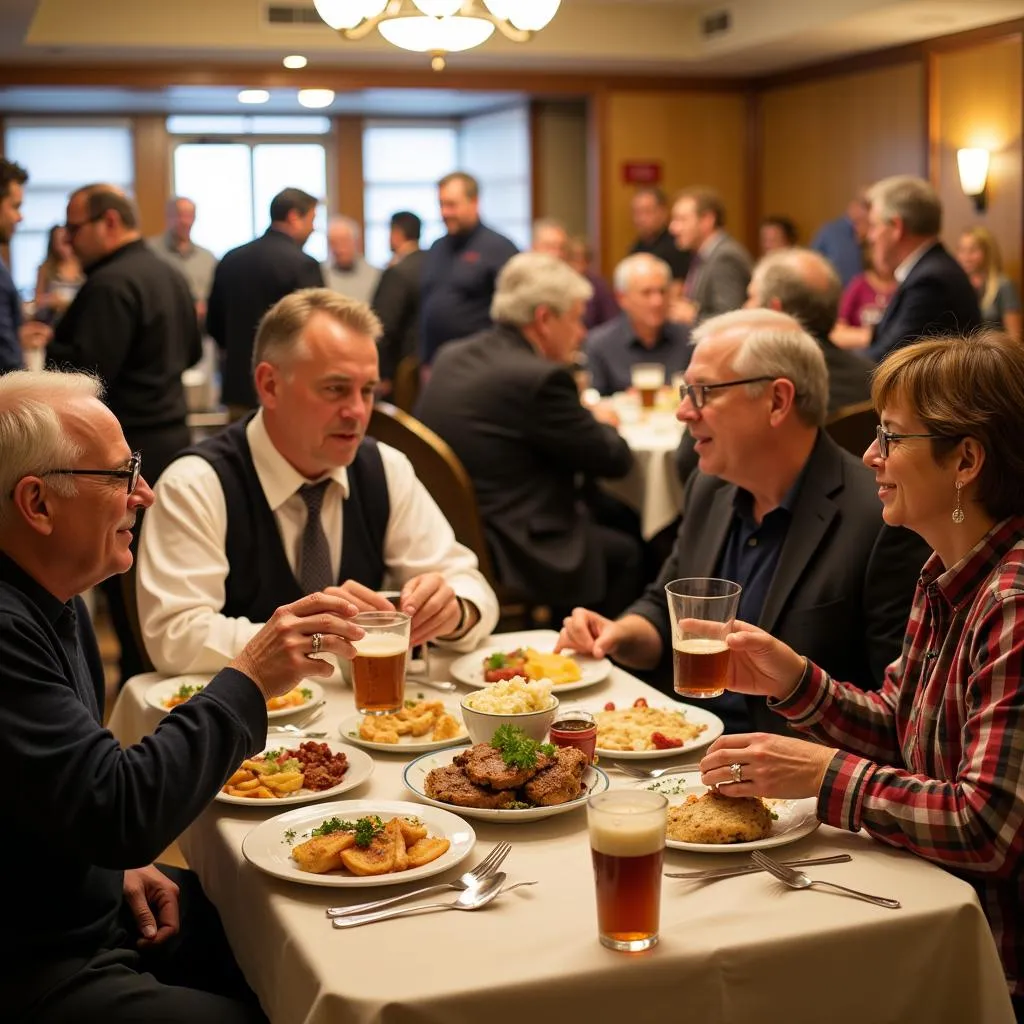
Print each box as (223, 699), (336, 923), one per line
(621, 161), (663, 185)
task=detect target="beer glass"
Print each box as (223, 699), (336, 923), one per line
(350, 610), (411, 715)
(665, 578), (742, 698)
(588, 790), (668, 951)
(631, 363), (666, 409)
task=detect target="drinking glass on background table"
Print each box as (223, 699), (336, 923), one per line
(631, 363), (666, 410)
(350, 610), (410, 715)
(549, 709), (597, 762)
(588, 790), (668, 952)
(665, 577), (742, 699)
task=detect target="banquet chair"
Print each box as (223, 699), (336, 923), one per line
(825, 400), (878, 458)
(367, 403), (549, 630)
(390, 354), (421, 413)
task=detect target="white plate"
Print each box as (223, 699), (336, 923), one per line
(450, 629), (611, 693)
(338, 706), (469, 753)
(593, 701), (724, 759)
(403, 746), (609, 823)
(633, 773), (820, 852)
(216, 741), (374, 808)
(146, 677), (324, 720)
(241, 799), (476, 888)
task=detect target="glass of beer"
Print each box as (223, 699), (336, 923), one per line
(631, 363), (666, 410)
(665, 577), (742, 698)
(350, 610), (411, 715)
(588, 789), (668, 952)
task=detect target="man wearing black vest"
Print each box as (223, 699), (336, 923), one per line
(137, 288), (498, 676)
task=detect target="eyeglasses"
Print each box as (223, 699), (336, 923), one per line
(875, 425), (949, 459)
(43, 452), (142, 495)
(678, 376), (776, 410)
(63, 214), (103, 239)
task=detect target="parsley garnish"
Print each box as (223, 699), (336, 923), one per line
(486, 652), (508, 670)
(310, 814), (384, 848)
(175, 683), (203, 699)
(404, 699), (417, 708)
(283, 828), (296, 844)
(491, 724), (555, 770)
(301, 687), (313, 700)
(506, 800), (531, 810)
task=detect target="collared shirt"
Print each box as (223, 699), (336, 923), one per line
(146, 233), (218, 304)
(773, 515), (1024, 998)
(584, 314), (691, 395)
(322, 255), (381, 306)
(894, 238), (938, 284)
(137, 409), (499, 674)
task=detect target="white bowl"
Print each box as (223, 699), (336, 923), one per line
(458, 694), (559, 746)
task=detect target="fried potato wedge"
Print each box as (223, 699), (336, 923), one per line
(397, 816), (427, 845)
(405, 836), (451, 868)
(341, 831), (397, 876)
(292, 833), (356, 873)
(386, 818), (409, 872)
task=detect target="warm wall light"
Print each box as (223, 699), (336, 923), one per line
(957, 148), (990, 212)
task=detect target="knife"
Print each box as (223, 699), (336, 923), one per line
(665, 853), (851, 880)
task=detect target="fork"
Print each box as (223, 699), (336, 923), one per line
(325, 840), (512, 917)
(750, 851), (900, 909)
(611, 761), (703, 780)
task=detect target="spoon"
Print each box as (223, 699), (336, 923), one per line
(331, 872), (506, 928)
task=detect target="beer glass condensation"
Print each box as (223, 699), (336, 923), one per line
(588, 790), (668, 952)
(350, 610), (410, 715)
(665, 578), (741, 699)
(631, 362), (666, 410)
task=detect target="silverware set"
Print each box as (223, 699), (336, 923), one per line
(666, 853), (852, 880)
(267, 700), (328, 738)
(749, 850), (900, 908)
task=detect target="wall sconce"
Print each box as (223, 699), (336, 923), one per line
(957, 148), (990, 212)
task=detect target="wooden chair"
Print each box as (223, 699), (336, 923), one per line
(391, 354), (421, 414)
(825, 400), (878, 458)
(367, 403), (548, 630)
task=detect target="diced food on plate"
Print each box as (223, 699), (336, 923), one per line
(483, 647), (582, 686)
(358, 699), (463, 745)
(164, 682), (313, 713)
(464, 677), (555, 713)
(222, 741), (348, 800)
(596, 700), (708, 751)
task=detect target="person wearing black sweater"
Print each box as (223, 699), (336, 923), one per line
(0, 369), (363, 1024)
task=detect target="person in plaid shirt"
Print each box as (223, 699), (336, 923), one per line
(698, 330), (1024, 1016)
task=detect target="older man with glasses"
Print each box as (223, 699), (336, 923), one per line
(0, 368), (363, 1024)
(558, 308), (930, 734)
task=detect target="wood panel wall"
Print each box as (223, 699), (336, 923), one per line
(599, 90), (748, 278)
(131, 115), (171, 237)
(759, 62), (926, 249)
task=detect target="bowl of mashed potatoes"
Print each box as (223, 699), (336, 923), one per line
(460, 677), (559, 745)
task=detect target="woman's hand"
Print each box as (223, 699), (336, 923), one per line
(724, 622), (807, 701)
(698, 733), (838, 800)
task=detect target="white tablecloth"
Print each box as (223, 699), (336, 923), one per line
(107, 635), (1014, 1024)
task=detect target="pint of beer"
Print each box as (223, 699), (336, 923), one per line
(664, 578), (742, 699)
(588, 790), (668, 952)
(630, 363), (666, 410)
(350, 611), (411, 716)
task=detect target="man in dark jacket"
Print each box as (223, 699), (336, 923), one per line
(417, 252), (642, 617)
(206, 188), (323, 411)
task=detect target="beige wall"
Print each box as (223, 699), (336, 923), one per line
(532, 100), (588, 237)
(934, 35), (1022, 287)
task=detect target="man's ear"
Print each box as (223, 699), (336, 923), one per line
(253, 361), (278, 408)
(11, 478), (56, 536)
(768, 378), (797, 425)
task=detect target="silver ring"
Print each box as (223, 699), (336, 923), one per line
(729, 762), (744, 784)
(311, 632), (323, 655)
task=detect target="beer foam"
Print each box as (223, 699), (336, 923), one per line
(674, 637), (729, 655)
(590, 815), (664, 857)
(352, 632), (408, 658)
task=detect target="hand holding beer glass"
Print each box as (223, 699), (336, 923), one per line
(665, 578), (742, 699)
(588, 790), (668, 952)
(630, 363), (666, 410)
(350, 610), (410, 715)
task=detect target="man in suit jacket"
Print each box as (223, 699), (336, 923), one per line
(865, 175), (980, 363)
(371, 210), (425, 394)
(560, 308), (928, 734)
(668, 187), (752, 326)
(206, 187), (324, 411)
(416, 253), (642, 617)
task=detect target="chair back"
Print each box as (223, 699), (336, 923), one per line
(825, 400), (877, 458)
(391, 355), (421, 413)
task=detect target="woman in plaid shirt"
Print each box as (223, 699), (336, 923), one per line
(698, 330), (1024, 1015)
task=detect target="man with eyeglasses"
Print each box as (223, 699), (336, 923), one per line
(558, 308), (929, 734)
(0, 368), (364, 1023)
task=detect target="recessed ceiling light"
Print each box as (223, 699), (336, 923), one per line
(283, 55), (308, 69)
(297, 88), (335, 109)
(238, 89), (270, 104)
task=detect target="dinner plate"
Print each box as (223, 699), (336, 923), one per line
(145, 677), (324, 720)
(216, 741), (374, 808)
(593, 701), (724, 759)
(633, 773), (820, 852)
(403, 746), (610, 823)
(241, 799), (476, 888)
(338, 706), (470, 753)
(450, 629), (611, 693)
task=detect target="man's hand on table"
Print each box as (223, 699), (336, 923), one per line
(400, 572), (463, 646)
(699, 732), (838, 800)
(557, 608), (629, 659)
(123, 865), (180, 948)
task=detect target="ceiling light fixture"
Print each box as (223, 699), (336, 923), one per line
(238, 89), (270, 104)
(313, 0), (561, 71)
(297, 88), (336, 109)
(283, 54), (309, 69)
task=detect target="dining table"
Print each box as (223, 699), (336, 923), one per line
(107, 630), (1015, 1024)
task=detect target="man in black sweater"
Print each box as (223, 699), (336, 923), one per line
(0, 368), (363, 1024)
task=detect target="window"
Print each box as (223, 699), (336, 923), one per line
(3, 120), (133, 296)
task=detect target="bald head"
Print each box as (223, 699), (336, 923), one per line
(748, 247), (841, 342)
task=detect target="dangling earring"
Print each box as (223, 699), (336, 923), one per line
(952, 481), (965, 524)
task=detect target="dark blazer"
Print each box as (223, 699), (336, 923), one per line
(371, 248), (425, 383)
(634, 432), (930, 732)
(416, 324), (634, 606)
(690, 232), (753, 322)
(206, 228), (323, 407)
(868, 242), (980, 363)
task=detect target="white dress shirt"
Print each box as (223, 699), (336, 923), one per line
(137, 410), (498, 674)
(894, 239), (937, 284)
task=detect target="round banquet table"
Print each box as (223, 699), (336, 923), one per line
(107, 630), (1014, 1024)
